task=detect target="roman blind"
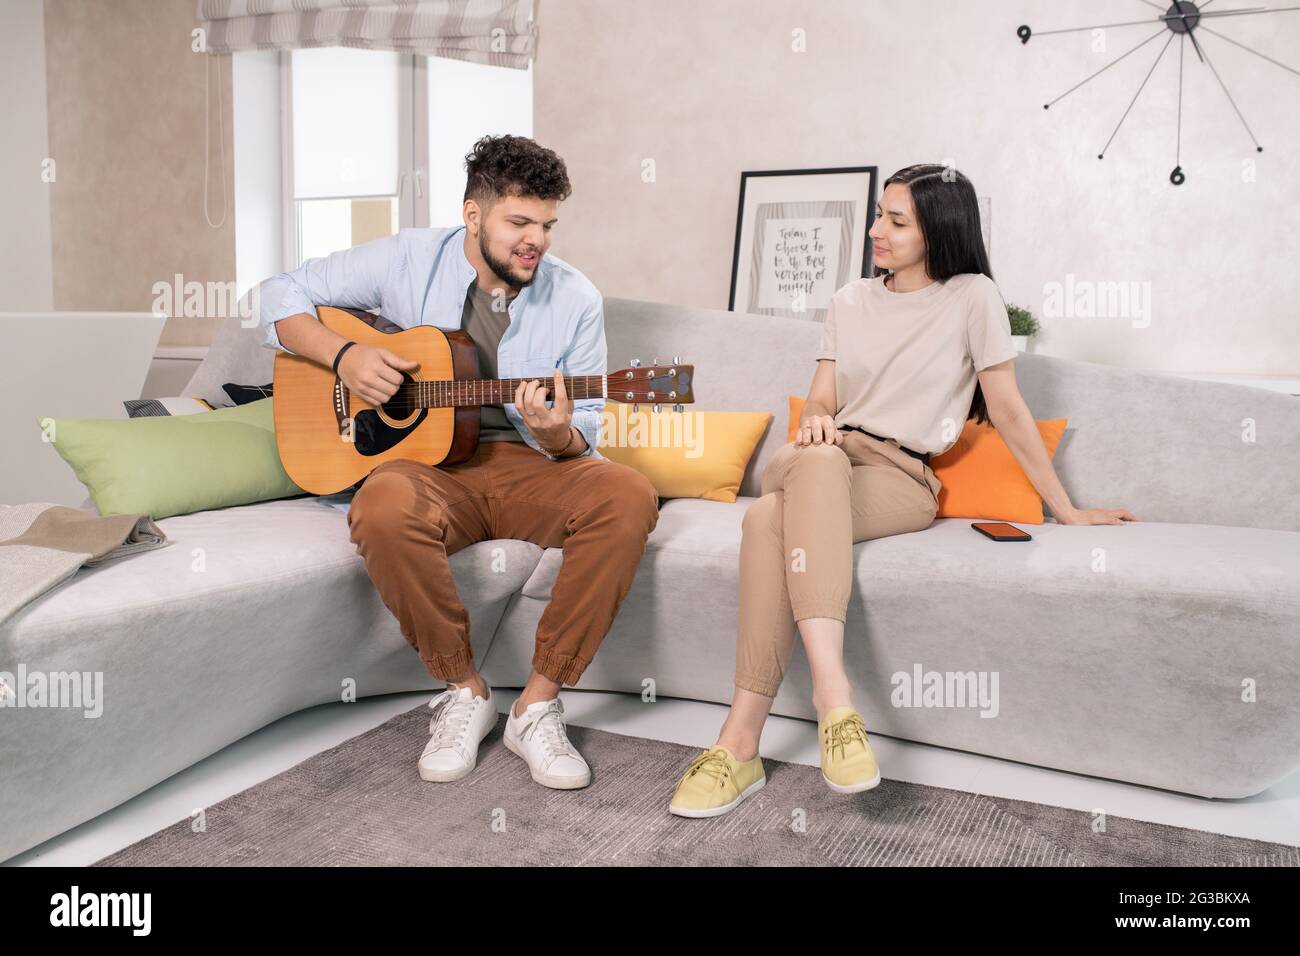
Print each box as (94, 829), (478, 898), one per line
(196, 0), (537, 69)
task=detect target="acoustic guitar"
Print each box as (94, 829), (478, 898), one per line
(273, 306), (697, 495)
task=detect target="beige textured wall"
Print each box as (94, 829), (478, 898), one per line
(44, 0), (235, 347)
(533, 0), (1300, 375)
(1, 0), (55, 311)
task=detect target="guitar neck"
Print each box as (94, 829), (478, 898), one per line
(404, 374), (608, 408)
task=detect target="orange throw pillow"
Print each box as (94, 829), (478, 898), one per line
(787, 395), (806, 443)
(786, 395), (1066, 524)
(929, 419), (1068, 524)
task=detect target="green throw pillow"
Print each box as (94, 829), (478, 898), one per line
(39, 397), (306, 519)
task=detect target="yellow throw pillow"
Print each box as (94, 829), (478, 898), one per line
(929, 418), (1068, 524)
(598, 408), (772, 502)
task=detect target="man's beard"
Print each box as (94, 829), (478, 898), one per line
(479, 228), (540, 290)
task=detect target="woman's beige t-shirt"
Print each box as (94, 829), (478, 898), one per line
(817, 272), (1017, 456)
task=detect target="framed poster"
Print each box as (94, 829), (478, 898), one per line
(728, 166), (878, 322)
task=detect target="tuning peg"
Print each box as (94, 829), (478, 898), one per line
(673, 355), (681, 365)
(651, 356), (659, 366)
(630, 358), (641, 368)
(653, 404), (661, 414)
(673, 404), (684, 413)
(631, 403), (639, 413)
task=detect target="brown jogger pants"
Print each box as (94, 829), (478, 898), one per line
(346, 441), (660, 686)
(735, 428), (942, 697)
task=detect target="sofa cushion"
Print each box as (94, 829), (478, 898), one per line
(0, 495), (546, 863)
(851, 515), (1299, 602)
(598, 411), (771, 502)
(123, 396), (217, 418)
(43, 398), (304, 520)
(517, 496), (753, 600)
(181, 287), (276, 409)
(5, 497), (544, 636)
(518, 496), (1300, 612)
(928, 417), (1068, 524)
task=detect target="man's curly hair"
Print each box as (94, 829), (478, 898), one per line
(463, 134), (572, 207)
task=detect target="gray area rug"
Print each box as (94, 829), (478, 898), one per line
(95, 702), (1300, 866)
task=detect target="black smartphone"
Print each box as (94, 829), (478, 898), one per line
(972, 522), (1032, 542)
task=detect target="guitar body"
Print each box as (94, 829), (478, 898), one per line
(274, 305), (696, 496)
(274, 307), (482, 495)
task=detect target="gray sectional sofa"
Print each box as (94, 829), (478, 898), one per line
(4, 295), (1298, 862)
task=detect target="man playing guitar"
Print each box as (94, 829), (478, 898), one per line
(260, 134), (659, 791)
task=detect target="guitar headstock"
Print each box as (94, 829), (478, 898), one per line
(606, 358), (695, 412)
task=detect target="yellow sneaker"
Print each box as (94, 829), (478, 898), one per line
(668, 745), (766, 818)
(819, 706), (881, 793)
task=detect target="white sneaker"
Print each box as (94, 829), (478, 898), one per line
(502, 697), (591, 790)
(418, 685), (497, 782)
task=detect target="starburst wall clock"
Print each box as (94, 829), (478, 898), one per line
(1017, 1), (1300, 184)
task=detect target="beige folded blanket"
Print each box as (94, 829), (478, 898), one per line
(0, 503), (167, 626)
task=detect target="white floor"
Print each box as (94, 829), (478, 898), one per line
(10, 688), (1300, 865)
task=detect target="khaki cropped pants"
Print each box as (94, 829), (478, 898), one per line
(346, 441), (660, 686)
(735, 428), (942, 697)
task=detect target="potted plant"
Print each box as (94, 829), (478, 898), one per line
(1007, 303), (1039, 353)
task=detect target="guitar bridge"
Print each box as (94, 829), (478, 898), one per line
(334, 377), (351, 437)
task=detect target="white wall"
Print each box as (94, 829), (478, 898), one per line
(534, 0), (1300, 376)
(0, 0), (55, 311)
(2, 313), (164, 507)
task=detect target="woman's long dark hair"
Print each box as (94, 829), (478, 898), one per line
(870, 164), (999, 426)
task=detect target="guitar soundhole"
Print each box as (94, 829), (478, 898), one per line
(353, 372), (427, 457)
(379, 371), (420, 421)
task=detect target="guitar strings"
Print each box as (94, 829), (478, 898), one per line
(362, 375), (609, 412)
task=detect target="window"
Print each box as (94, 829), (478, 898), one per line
(281, 49), (533, 268)
(426, 56), (533, 228)
(290, 48), (402, 265)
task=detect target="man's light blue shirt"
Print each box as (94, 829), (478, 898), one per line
(258, 225), (606, 461)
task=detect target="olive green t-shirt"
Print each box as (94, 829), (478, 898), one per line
(817, 272), (1017, 456)
(460, 281), (525, 442)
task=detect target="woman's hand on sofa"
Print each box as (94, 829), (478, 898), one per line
(1056, 506), (1139, 525)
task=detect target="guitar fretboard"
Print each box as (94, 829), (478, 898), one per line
(402, 375), (608, 408)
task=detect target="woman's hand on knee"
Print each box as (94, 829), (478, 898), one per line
(795, 415), (843, 446)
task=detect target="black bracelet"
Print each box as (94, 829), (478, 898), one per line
(332, 340), (357, 374)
